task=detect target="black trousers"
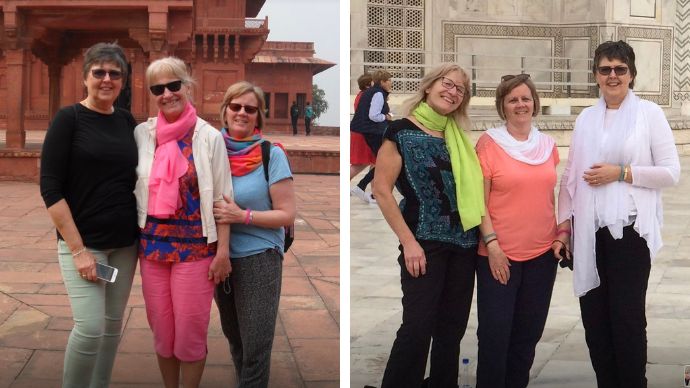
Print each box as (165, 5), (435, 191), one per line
(356, 132), (384, 190)
(381, 243), (477, 388)
(304, 118), (311, 134)
(580, 225), (650, 388)
(291, 116), (298, 134)
(475, 250), (557, 388)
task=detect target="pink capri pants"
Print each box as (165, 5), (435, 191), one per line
(140, 257), (215, 362)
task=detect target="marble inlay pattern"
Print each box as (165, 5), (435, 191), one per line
(674, 0), (690, 102)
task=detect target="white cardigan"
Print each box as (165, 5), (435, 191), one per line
(558, 98), (680, 296)
(133, 116), (232, 243)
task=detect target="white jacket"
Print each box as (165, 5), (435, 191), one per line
(134, 116), (232, 243)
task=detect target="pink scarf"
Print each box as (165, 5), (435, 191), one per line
(148, 102), (197, 218)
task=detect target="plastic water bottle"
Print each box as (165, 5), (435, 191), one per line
(460, 358), (473, 388)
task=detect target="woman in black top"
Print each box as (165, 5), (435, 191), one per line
(39, 42), (138, 388)
(372, 63), (485, 387)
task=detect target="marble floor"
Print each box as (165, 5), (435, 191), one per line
(350, 156), (690, 388)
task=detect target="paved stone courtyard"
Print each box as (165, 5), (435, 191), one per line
(351, 156), (690, 388)
(0, 173), (339, 388)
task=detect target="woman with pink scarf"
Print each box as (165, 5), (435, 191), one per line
(133, 57), (232, 388)
(475, 74), (561, 388)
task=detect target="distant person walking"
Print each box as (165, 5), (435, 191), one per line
(350, 69), (393, 204)
(304, 101), (314, 135)
(350, 72), (377, 202)
(290, 101), (299, 135)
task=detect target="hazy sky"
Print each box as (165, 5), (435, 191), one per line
(257, 0), (340, 126)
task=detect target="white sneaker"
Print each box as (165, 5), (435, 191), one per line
(350, 186), (369, 203)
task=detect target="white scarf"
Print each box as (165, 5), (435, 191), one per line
(567, 89), (639, 297)
(486, 125), (555, 165)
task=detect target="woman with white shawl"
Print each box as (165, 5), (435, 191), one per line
(557, 40), (680, 388)
(475, 74), (561, 388)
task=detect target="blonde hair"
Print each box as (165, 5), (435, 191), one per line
(219, 81), (267, 130)
(146, 56), (195, 90)
(400, 63), (472, 130)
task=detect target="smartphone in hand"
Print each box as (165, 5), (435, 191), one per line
(558, 247), (573, 271)
(96, 262), (118, 283)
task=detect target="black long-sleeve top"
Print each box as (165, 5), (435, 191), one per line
(40, 103), (139, 249)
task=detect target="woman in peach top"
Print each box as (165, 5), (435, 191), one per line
(475, 74), (564, 388)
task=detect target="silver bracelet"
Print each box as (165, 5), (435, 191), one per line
(482, 232), (497, 244)
(72, 247), (87, 257)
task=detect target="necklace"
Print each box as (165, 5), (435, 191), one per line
(82, 99), (114, 114)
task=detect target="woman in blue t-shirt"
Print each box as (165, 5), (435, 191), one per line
(213, 81), (296, 387)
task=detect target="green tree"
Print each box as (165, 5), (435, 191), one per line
(311, 84), (328, 124)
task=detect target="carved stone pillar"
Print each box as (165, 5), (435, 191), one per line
(5, 49), (27, 149)
(48, 63), (62, 123)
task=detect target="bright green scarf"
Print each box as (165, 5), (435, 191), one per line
(413, 102), (485, 231)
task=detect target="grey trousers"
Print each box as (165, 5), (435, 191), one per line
(58, 240), (137, 388)
(215, 248), (282, 388)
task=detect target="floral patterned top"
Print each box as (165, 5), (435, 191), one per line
(138, 128), (217, 262)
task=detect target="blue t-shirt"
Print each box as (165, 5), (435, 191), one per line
(230, 145), (292, 258)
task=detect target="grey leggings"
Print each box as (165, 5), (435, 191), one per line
(215, 248), (282, 388)
(58, 240), (137, 388)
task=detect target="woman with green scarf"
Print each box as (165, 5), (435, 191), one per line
(372, 63), (484, 387)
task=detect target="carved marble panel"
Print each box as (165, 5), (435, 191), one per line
(443, 22), (599, 97)
(618, 26), (672, 105)
(628, 39), (662, 93)
(630, 0), (656, 18)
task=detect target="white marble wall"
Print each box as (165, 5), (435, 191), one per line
(351, 0), (680, 108)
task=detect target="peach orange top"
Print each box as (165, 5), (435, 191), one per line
(476, 134), (559, 261)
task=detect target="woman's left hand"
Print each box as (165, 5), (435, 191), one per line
(213, 195), (244, 224)
(583, 163), (621, 186)
(208, 250), (231, 285)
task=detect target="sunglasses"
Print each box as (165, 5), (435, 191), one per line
(597, 65), (629, 76)
(501, 73), (531, 83)
(91, 69), (123, 80)
(227, 103), (259, 115)
(439, 76), (466, 96)
(149, 80), (183, 96)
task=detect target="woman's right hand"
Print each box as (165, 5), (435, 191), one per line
(402, 239), (427, 278)
(487, 241), (510, 285)
(74, 250), (98, 282)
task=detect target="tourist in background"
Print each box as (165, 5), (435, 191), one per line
(39, 42), (138, 388)
(350, 72), (377, 200)
(350, 69), (393, 204)
(372, 63), (483, 387)
(304, 101), (314, 135)
(134, 56), (231, 388)
(475, 74), (560, 388)
(213, 81), (296, 387)
(558, 40), (680, 388)
(290, 100), (299, 135)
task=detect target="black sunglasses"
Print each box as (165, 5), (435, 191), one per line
(501, 73), (531, 83)
(227, 103), (259, 115)
(91, 69), (123, 80)
(149, 80), (183, 96)
(597, 65), (629, 76)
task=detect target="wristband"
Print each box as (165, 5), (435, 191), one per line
(244, 208), (252, 225)
(618, 164), (625, 181)
(482, 232), (497, 244)
(485, 238), (498, 246)
(72, 247), (87, 257)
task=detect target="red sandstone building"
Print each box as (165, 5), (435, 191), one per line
(0, 0), (335, 152)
